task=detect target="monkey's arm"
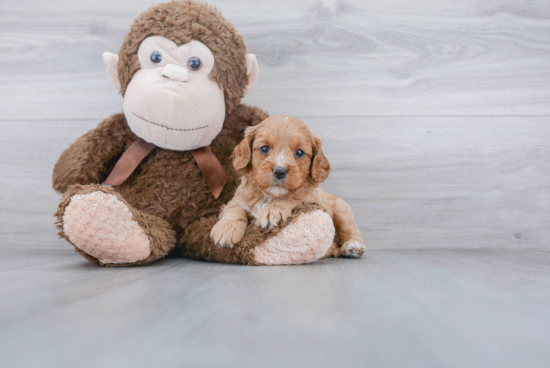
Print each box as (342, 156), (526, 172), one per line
(52, 113), (136, 193)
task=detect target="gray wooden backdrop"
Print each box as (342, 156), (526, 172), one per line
(1, 0), (549, 250)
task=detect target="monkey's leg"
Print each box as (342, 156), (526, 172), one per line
(55, 184), (176, 267)
(179, 203), (335, 265)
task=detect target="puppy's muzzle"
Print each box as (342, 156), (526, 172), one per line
(273, 166), (287, 180)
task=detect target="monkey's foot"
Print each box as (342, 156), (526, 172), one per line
(62, 191), (151, 264)
(253, 209), (335, 265)
(341, 240), (366, 258)
(56, 184), (176, 266)
(182, 203), (334, 266)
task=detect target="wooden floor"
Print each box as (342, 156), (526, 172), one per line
(1, 0), (550, 366)
(2, 249), (550, 367)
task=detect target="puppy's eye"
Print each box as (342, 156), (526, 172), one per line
(151, 51), (162, 65)
(260, 146), (270, 155)
(295, 149), (305, 158)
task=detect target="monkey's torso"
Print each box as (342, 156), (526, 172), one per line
(53, 104), (268, 239)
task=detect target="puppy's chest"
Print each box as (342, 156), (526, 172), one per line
(240, 195), (273, 219)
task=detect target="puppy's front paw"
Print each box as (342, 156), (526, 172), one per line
(210, 219), (247, 248)
(341, 241), (366, 258)
(256, 206), (292, 229)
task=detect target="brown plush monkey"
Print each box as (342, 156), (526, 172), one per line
(53, 1), (336, 266)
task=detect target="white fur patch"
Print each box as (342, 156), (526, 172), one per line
(238, 202), (254, 217)
(276, 148), (287, 167)
(266, 186), (288, 197)
(258, 195), (272, 213)
(239, 195), (272, 219)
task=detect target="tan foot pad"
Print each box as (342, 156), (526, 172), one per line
(254, 210), (335, 265)
(63, 191), (151, 264)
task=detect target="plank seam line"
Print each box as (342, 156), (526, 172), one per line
(2, 115), (550, 122)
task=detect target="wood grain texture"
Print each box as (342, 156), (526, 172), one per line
(0, 0), (549, 119)
(2, 2), (550, 364)
(2, 249), (550, 368)
(2, 116), (549, 250)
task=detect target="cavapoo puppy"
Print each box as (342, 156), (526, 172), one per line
(210, 115), (365, 258)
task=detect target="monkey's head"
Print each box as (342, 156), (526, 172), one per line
(103, 1), (259, 151)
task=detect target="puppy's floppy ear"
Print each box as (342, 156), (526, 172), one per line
(310, 136), (331, 183)
(232, 126), (258, 175)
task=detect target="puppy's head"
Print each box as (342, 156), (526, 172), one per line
(232, 115), (331, 197)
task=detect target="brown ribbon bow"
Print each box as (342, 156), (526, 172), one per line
(103, 138), (227, 199)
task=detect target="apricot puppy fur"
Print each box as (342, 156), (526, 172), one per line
(210, 115), (365, 258)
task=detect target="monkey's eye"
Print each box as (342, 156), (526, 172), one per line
(150, 51), (162, 65)
(295, 149), (305, 158)
(188, 57), (202, 71)
(260, 146), (270, 155)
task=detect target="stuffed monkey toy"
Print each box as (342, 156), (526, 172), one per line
(52, 0), (337, 266)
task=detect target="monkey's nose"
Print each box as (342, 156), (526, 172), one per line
(273, 167), (288, 180)
(162, 63), (189, 82)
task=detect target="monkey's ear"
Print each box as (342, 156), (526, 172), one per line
(310, 136), (331, 183)
(102, 52), (121, 89)
(232, 126), (258, 175)
(245, 54), (259, 94)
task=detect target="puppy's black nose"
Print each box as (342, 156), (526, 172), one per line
(273, 167), (288, 180)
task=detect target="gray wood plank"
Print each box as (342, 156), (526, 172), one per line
(1, 0), (549, 119)
(2, 116), (549, 250)
(2, 2), (550, 367)
(1, 248), (550, 368)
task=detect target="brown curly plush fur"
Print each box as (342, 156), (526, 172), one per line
(117, 0), (249, 114)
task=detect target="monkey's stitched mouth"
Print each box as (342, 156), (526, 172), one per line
(131, 112), (209, 131)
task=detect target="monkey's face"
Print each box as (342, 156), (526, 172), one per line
(123, 36), (226, 151)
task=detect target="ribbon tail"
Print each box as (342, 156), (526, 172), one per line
(191, 146), (228, 199)
(104, 138), (156, 186)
